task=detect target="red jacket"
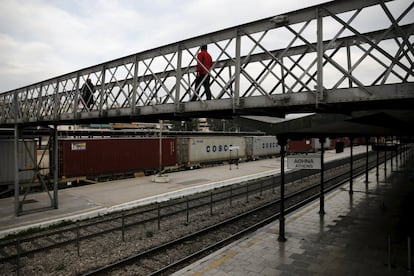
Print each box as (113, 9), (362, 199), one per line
(196, 50), (212, 75)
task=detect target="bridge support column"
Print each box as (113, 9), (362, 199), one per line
(14, 125), (20, 216)
(53, 125), (59, 209)
(12, 126), (59, 216)
(349, 137), (354, 195)
(277, 136), (287, 242)
(319, 137), (325, 215)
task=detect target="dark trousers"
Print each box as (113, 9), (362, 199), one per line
(82, 92), (94, 109)
(192, 74), (211, 100)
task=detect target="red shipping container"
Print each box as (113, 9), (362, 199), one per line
(59, 137), (176, 177)
(287, 139), (313, 153)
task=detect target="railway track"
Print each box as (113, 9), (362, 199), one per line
(0, 151), (393, 275)
(81, 153), (384, 275)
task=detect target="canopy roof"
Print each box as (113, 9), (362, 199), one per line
(238, 110), (414, 139)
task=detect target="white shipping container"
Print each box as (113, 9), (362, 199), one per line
(179, 136), (246, 164)
(37, 149), (50, 175)
(0, 140), (36, 186)
(246, 136), (280, 159)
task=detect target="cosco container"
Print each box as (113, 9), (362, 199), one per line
(245, 136), (280, 160)
(177, 136), (246, 165)
(59, 137), (177, 178)
(0, 139), (37, 186)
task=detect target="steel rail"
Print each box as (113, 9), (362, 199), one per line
(0, 151), (383, 263)
(81, 153), (386, 275)
(150, 153), (392, 275)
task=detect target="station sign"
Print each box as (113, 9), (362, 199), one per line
(71, 142), (86, 151)
(287, 155), (321, 170)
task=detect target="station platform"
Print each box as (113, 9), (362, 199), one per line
(0, 146), (376, 239)
(173, 155), (414, 275)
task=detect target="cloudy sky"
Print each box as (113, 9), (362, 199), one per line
(0, 0), (336, 92)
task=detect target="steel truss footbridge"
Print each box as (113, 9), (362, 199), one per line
(1, 0), (413, 125)
(1, 0), (413, 215)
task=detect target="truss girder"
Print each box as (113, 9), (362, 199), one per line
(0, 0), (413, 126)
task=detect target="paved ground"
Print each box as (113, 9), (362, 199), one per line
(173, 152), (414, 275)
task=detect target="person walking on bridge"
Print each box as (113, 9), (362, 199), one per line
(81, 78), (95, 109)
(192, 45), (213, 101)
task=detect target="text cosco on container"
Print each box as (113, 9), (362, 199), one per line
(206, 144), (233, 153)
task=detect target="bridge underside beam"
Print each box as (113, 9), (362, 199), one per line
(2, 82), (412, 128)
(236, 108), (414, 138)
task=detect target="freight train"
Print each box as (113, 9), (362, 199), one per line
(59, 136), (280, 180)
(1, 135), (343, 192)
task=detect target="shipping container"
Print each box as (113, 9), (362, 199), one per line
(37, 149), (50, 176)
(287, 139), (314, 153)
(287, 138), (333, 153)
(245, 136), (280, 160)
(59, 137), (177, 178)
(0, 139), (37, 186)
(177, 136), (246, 165)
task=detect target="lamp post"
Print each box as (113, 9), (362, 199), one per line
(152, 120), (169, 183)
(229, 146), (239, 170)
(159, 120), (163, 175)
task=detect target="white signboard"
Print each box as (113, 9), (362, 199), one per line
(71, 142), (86, 151)
(287, 155), (321, 170)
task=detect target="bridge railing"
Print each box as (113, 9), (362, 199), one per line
(0, 0), (413, 125)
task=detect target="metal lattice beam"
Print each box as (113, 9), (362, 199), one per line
(0, 0), (413, 126)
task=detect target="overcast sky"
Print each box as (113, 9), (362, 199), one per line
(0, 0), (337, 92)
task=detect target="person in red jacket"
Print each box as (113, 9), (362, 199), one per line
(192, 45), (213, 101)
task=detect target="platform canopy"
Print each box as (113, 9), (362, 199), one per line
(237, 109), (414, 139)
